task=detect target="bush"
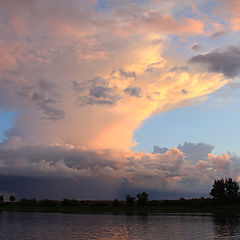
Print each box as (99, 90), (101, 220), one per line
(112, 198), (121, 207)
(126, 195), (135, 206)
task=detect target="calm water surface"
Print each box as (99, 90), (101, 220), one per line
(0, 212), (240, 239)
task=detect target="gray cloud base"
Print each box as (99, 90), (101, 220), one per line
(0, 140), (238, 199)
(189, 46), (240, 77)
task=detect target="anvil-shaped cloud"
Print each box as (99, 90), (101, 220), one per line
(0, 0), (228, 150)
(0, 0), (239, 198)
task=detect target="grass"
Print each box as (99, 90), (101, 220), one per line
(1, 198), (240, 215)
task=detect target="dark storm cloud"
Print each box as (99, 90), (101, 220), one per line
(189, 46), (240, 77)
(0, 144), (118, 173)
(0, 175), (121, 200)
(124, 86), (142, 97)
(0, 141), (239, 199)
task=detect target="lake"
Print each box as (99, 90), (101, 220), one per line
(0, 212), (239, 239)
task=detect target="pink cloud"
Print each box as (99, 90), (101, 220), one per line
(208, 153), (232, 175)
(0, 141), (239, 197)
(0, 0), (229, 151)
(216, 0), (240, 31)
(141, 13), (204, 36)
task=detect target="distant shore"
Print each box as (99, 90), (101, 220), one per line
(1, 198), (240, 214)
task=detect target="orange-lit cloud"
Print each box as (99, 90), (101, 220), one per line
(0, 0), (230, 151)
(0, 141), (239, 198)
(0, 0), (239, 199)
(141, 14), (204, 36)
(223, 0), (240, 30)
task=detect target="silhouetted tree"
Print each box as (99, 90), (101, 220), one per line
(210, 179), (225, 200)
(137, 192), (148, 205)
(0, 195), (4, 202)
(9, 195), (16, 202)
(126, 194), (135, 206)
(112, 198), (120, 206)
(225, 178), (239, 201)
(210, 178), (239, 201)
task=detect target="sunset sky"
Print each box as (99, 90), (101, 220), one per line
(0, 0), (240, 199)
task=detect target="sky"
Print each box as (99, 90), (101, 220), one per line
(0, 0), (240, 200)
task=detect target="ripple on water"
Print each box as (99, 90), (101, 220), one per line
(0, 212), (239, 240)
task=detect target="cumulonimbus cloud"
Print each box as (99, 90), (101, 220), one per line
(0, 0), (237, 198)
(0, 0), (230, 150)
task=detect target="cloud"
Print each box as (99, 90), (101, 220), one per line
(0, 0), (237, 200)
(153, 142), (215, 164)
(139, 12), (204, 36)
(79, 86), (121, 106)
(191, 44), (202, 51)
(153, 145), (169, 154)
(181, 89), (188, 95)
(119, 69), (136, 79)
(72, 77), (122, 106)
(210, 30), (227, 40)
(189, 46), (240, 78)
(208, 153), (233, 176)
(5, 0), (240, 200)
(0, 141), (239, 199)
(32, 92), (65, 120)
(177, 142), (214, 163)
(0, 0), (229, 150)
(221, 0), (240, 31)
(124, 86), (142, 97)
(0, 136), (23, 150)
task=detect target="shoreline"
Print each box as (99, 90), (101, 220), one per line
(1, 199), (240, 215)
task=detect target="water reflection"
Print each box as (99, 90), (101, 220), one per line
(0, 212), (240, 239)
(213, 214), (240, 239)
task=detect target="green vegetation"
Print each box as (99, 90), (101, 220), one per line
(0, 180), (240, 215)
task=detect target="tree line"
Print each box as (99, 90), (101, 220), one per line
(0, 179), (239, 205)
(113, 192), (149, 206)
(0, 195), (16, 202)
